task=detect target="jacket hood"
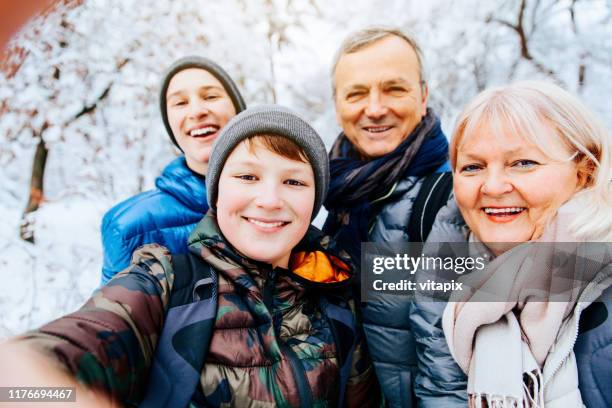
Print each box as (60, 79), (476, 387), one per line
(155, 156), (208, 213)
(187, 213), (355, 290)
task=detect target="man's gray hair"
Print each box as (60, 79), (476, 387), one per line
(331, 26), (426, 97)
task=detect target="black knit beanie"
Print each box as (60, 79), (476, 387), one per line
(159, 56), (247, 150)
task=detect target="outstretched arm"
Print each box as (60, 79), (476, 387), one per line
(0, 340), (112, 407)
(2, 245), (174, 405)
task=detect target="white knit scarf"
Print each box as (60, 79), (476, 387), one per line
(442, 197), (608, 407)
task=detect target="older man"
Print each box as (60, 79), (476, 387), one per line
(324, 27), (451, 257)
(324, 27), (463, 407)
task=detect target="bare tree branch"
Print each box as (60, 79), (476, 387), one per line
(72, 82), (112, 120)
(492, 0), (557, 79)
(569, 0), (579, 34)
(19, 80), (114, 243)
(19, 126), (48, 243)
(530, 0), (542, 34)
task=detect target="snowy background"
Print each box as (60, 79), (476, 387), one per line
(1, 0), (611, 338)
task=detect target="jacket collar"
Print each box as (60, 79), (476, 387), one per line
(187, 213), (355, 292)
(155, 156), (208, 212)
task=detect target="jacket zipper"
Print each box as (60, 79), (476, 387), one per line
(263, 268), (313, 408)
(544, 301), (582, 387)
(368, 182), (399, 235)
(370, 181), (398, 204)
(543, 268), (612, 385)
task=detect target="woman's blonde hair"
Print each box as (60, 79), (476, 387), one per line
(450, 81), (611, 241)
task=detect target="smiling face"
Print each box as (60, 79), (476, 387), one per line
(166, 68), (237, 174)
(216, 138), (315, 269)
(333, 35), (428, 158)
(453, 122), (580, 249)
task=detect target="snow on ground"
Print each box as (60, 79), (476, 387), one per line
(0, 198), (109, 339)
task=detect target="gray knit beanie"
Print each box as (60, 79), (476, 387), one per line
(206, 105), (329, 219)
(159, 56), (246, 150)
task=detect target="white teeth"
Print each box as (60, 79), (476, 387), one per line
(484, 207), (525, 214)
(248, 218), (285, 228)
(190, 126), (217, 137)
(366, 126), (391, 133)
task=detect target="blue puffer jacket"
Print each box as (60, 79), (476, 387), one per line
(100, 156), (208, 284)
(411, 198), (612, 408)
(574, 285), (612, 408)
(364, 183), (466, 408)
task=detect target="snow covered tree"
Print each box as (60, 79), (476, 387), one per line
(1, 0), (610, 337)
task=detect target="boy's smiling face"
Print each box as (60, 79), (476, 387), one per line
(166, 68), (237, 174)
(216, 138), (315, 269)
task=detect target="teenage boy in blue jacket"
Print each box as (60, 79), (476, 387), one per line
(100, 57), (246, 284)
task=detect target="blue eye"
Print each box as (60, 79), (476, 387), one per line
(512, 160), (539, 169)
(460, 164), (482, 173)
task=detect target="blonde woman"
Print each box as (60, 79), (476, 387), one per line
(411, 81), (611, 407)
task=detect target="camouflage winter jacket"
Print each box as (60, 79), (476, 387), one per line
(21, 214), (380, 407)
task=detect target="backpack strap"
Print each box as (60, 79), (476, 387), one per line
(408, 171), (453, 242)
(319, 296), (358, 408)
(141, 252), (217, 408)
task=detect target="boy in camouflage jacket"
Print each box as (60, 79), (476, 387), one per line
(1, 106), (380, 408)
